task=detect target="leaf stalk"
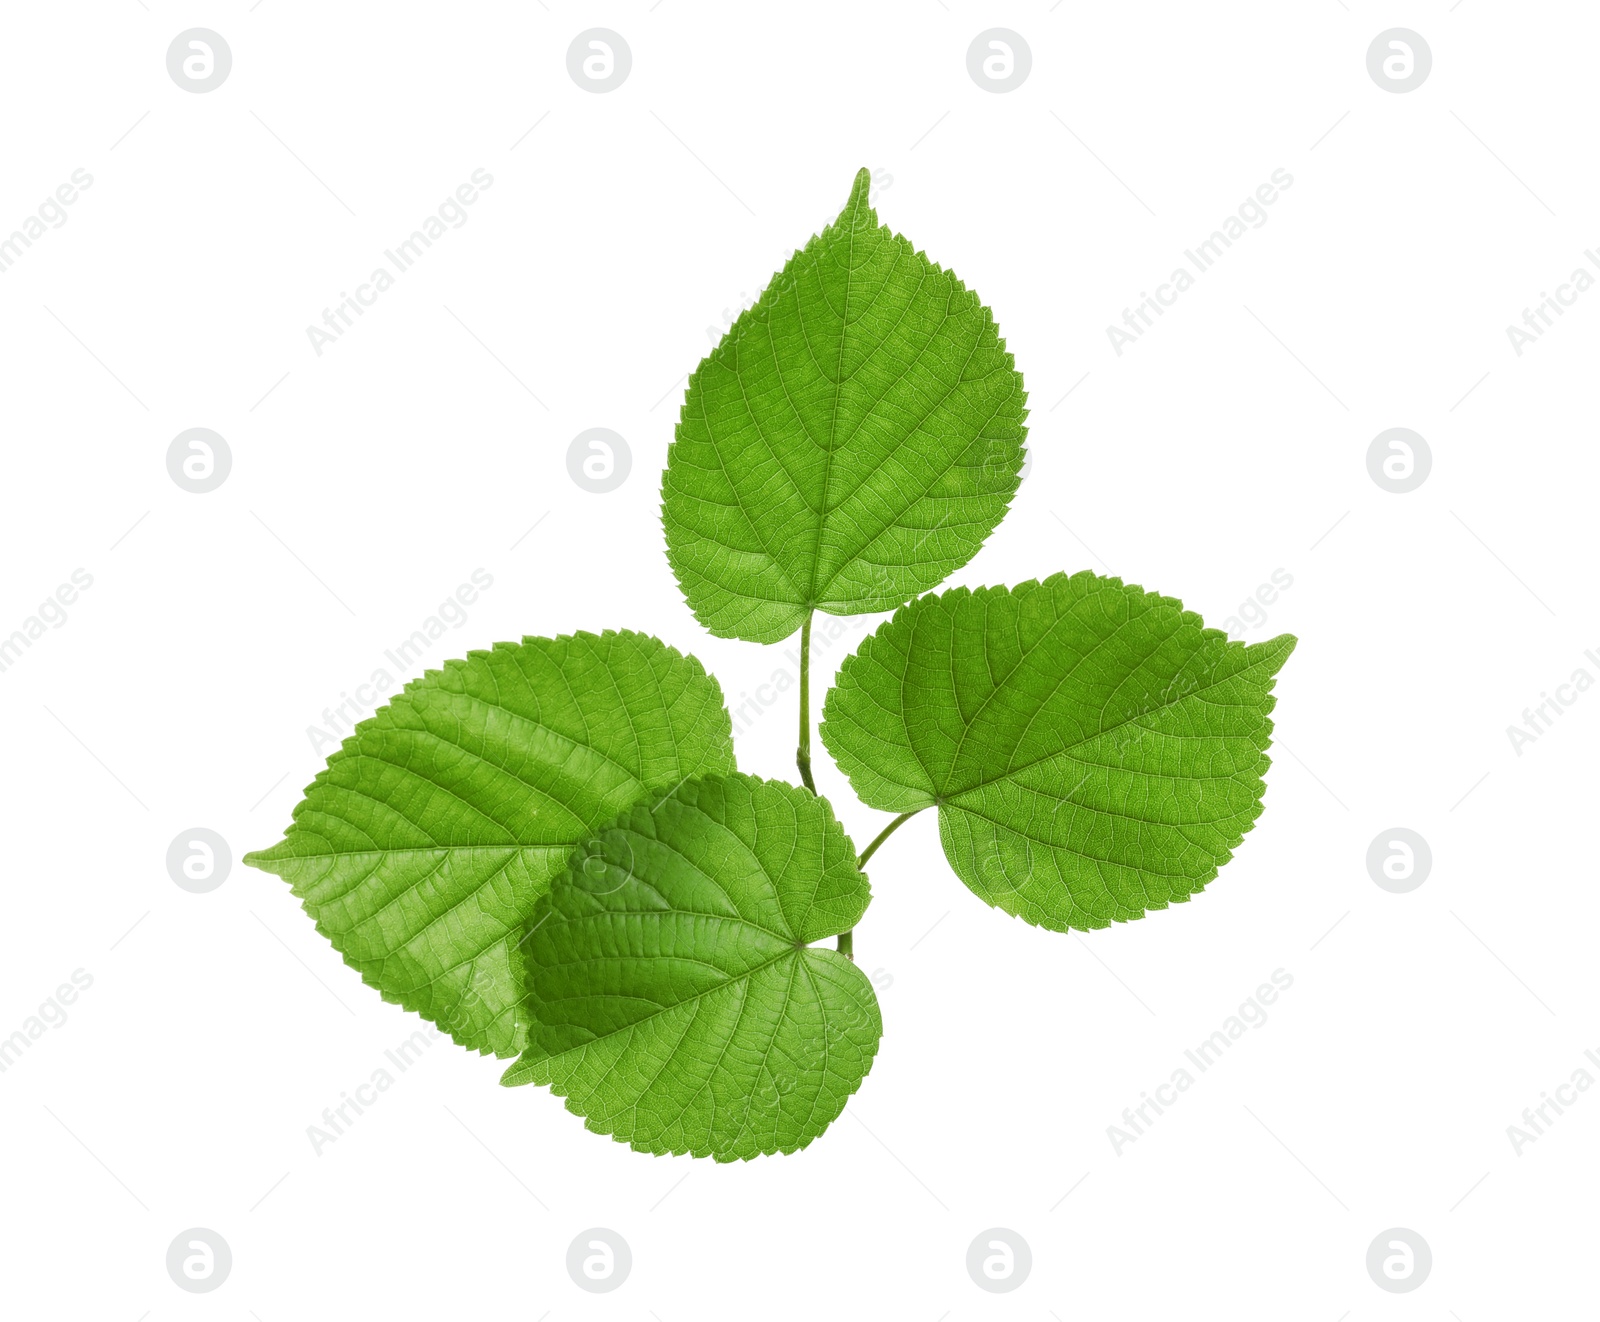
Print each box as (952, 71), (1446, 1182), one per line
(836, 809), (922, 958)
(797, 609), (817, 793)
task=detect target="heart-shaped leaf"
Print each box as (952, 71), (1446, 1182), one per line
(821, 572), (1295, 931)
(502, 773), (881, 1161)
(662, 167), (1027, 644)
(245, 631), (735, 1057)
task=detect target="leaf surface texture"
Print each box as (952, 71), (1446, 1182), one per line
(663, 167), (1027, 643)
(502, 773), (881, 1161)
(821, 572), (1295, 930)
(246, 631), (735, 1056)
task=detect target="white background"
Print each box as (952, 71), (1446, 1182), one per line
(1, 3), (1595, 1318)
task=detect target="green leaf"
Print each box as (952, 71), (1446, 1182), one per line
(820, 572), (1295, 931)
(244, 631), (735, 1058)
(662, 166), (1028, 644)
(501, 773), (881, 1162)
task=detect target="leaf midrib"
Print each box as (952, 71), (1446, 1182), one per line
(534, 941), (850, 1060)
(930, 640), (1284, 806)
(252, 842), (568, 863)
(805, 184), (866, 606)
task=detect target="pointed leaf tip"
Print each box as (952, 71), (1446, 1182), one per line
(662, 168), (1026, 642)
(847, 166), (872, 212)
(1248, 632), (1298, 672)
(242, 631), (737, 1058)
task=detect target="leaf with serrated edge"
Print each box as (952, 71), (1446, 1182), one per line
(662, 166), (1028, 644)
(502, 773), (881, 1162)
(821, 572), (1295, 931)
(244, 631), (735, 1057)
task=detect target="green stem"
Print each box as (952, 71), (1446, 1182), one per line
(836, 809), (922, 958)
(796, 609), (816, 793)
(858, 809), (920, 867)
